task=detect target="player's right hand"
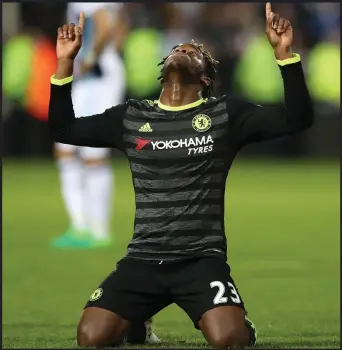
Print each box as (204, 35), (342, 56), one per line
(56, 12), (85, 60)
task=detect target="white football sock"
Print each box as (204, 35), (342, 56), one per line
(84, 163), (113, 240)
(57, 158), (88, 233)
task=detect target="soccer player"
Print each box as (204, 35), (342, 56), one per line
(51, 3), (126, 249)
(49, 3), (314, 348)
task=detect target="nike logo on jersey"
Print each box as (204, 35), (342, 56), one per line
(139, 123), (153, 132)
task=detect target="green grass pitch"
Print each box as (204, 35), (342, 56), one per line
(2, 158), (340, 348)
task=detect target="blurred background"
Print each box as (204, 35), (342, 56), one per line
(2, 2), (340, 348)
(2, 2), (340, 157)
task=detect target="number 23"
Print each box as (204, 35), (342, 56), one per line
(210, 280), (242, 305)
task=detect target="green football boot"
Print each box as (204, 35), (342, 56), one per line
(50, 227), (93, 249)
(51, 228), (112, 249)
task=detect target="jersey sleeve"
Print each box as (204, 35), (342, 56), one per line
(49, 75), (126, 151)
(227, 54), (314, 148)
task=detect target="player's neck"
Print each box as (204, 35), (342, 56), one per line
(160, 73), (202, 107)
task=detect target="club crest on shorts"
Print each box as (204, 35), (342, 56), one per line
(192, 114), (212, 132)
(89, 288), (103, 301)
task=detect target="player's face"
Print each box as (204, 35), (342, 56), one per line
(163, 43), (206, 77)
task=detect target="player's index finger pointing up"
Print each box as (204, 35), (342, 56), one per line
(78, 12), (85, 31)
(265, 2), (272, 18)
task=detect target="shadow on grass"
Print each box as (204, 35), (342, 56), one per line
(3, 325), (340, 349)
(121, 339), (340, 349)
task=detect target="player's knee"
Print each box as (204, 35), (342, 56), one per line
(77, 308), (128, 348)
(207, 326), (245, 349)
(77, 322), (118, 348)
(77, 323), (102, 347)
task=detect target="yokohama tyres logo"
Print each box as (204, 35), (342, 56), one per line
(135, 139), (151, 150)
(135, 135), (214, 155)
(150, 135), (213, 150)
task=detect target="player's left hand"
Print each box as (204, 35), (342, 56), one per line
(265, 2), (293, 50)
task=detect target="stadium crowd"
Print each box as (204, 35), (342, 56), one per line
(2, 2), (340, 157)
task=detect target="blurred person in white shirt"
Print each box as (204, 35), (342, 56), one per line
(52, 3), (126, 249)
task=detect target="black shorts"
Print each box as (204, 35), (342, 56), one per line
(84, 257), (245, 328)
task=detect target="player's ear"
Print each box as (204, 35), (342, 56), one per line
(200, 75), (211, 87)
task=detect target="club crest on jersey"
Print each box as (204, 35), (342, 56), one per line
(192, 114), (211, 133)
(89, 288), (103, 302)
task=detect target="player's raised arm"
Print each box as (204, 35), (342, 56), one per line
(228, 3), (314, 146)
(49, 12), (126, 150)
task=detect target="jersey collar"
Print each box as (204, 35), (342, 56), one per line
(157, 98), (206, 111)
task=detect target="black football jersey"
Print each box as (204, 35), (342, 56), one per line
(123, 97), (232, 261)
(49, 59), (313, 262)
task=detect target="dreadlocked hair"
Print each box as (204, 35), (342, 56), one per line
(157, 39), (219, 99)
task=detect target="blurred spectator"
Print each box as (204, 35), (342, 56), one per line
(3, 12), (57, 121)
(232, 34), (285, 104)
(302, 3), (340, 43)
(307, 28), (340, 107)
(122, 4), (163, 100)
